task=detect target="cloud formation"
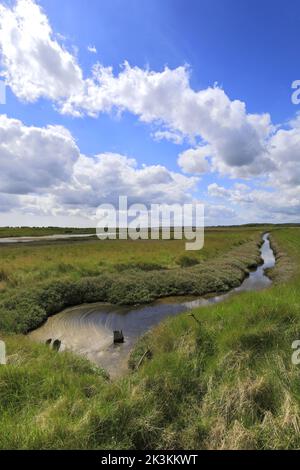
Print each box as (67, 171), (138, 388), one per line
(58, 152), (198, 210)
(0, 115), (79, 194)
(0, 115), (198, 218)
(0, 0), (274, 178)
(0, 0), (300, 224)
(87, 45), (97, 54)
(208, 182), (300, 221)
(0, 0), (82, 102)
(178, 146), (211, 174)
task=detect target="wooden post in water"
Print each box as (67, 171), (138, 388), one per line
(113, 330), (124, 344)
(52, 339), (61, 351)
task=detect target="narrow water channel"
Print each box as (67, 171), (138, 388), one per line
(29, 233), (276, 378)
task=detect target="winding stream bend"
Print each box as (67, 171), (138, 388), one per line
(29, 233), (276, 378)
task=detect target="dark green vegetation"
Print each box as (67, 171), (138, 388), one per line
(0, 230), (261, 334)
(0, 227), (299, 449)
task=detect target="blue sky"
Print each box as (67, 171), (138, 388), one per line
(8, 0), (299, 154)
(0, 0), (300, 226)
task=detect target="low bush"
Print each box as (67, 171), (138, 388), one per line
(114, 261), (165, 272)
(0, 269), (9, 282)
(176, 254), (200, 267)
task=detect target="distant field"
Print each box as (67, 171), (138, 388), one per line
(1, 223), (296, 239)
(0, 227), (96, 238)
(0, 228), (258, 293)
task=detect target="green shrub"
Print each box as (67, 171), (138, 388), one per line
(0, 269), (9, 282)
(115, 261), (165, 272)
(176, 254), (200, 267)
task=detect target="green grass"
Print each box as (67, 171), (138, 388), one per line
(1, 227), (300, 449)
(0, 335), (108, 449)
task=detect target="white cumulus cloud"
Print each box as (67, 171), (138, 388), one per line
(178, 145), (211, 174)
(0, 115), (79, 194)
(58, 152), (198, 209)
(0, 115), (199, 219)
(0, 0), (83, 102)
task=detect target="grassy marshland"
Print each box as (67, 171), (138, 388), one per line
(0, 229), (257, 290)
(0, 229), (261, 333)
(0, 227), (299, 449)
